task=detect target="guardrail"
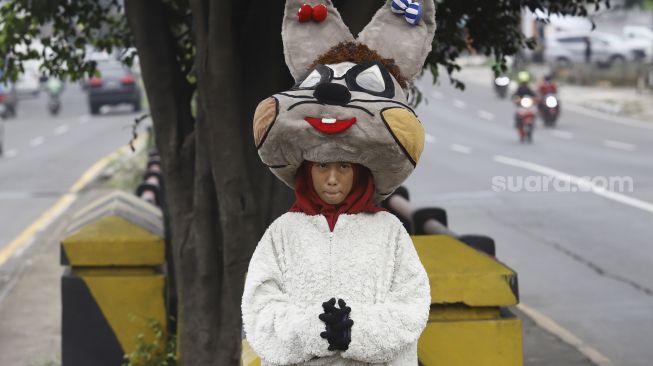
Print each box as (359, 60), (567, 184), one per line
(383, 186), (496, 256)
(136, 150), (164, 207)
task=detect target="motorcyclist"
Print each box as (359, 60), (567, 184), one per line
(512, 70), (536, 100)
(537, 74), (558, 96)
(512, 71), (537, 140)
(46, 77), (64, 115)
(537, 74), (561, 126)
(47, 77), (64, 98)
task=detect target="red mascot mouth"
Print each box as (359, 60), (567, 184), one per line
(304, 117), (357, 135)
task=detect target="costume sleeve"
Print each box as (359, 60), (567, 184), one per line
(242, 226), (334, 365)
(342, 224), (431, 363)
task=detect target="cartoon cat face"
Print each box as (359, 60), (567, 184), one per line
(254, 0), (436, 202)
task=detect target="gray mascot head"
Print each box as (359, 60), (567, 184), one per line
(254, 0), (436, 202)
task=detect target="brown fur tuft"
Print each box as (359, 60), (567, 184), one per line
(311, 41), (407, 89)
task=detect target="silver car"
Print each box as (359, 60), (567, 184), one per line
(545, 31), (646, 68)
(13, 61), (41, 96)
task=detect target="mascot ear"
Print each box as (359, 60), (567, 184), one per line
(282, 0), (355, 82)
(357, 0), (436, 82)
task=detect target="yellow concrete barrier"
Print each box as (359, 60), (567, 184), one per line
(415, 234), (522, 366)
(242, 234), (522, 365)
(61, 191), (167, 366)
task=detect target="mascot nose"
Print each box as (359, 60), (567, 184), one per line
(314, 83), (351, 105)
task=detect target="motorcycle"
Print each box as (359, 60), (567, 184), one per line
(494, 75), (510, 99)
(0, 95), (6, 120)
(515, 96), (537, 143)
(48, 97), (61, 116)
(0, 83), (17, 119)
(539, 93), (560, 127)
(46, 78), (64, 116)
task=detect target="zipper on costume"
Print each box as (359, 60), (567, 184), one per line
(328, 231), (333, 296)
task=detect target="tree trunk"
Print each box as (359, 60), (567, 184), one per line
(124, 0), (197, 354)
(188, 0), (293, 363)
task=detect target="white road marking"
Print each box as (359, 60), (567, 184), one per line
(425, 133), (437, 144)
(493, 155), (653, 215)
(54, 124), (70, 136)
(603, 139), (636, 152)
(30, 137), (44, 148)
(518, 304), (613, 366)
(478, 110), (495, 121)
(565, 103), (653, 131)
(451, 144), (472, 154)
(453, 99), (466, 109)
(4, 149), (18, 158)
(78, 114), (90, 125)
(550, 130), (574, 140)
(431, 90), (444, 100)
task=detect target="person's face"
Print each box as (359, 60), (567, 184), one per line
(311, 162), (354, 205)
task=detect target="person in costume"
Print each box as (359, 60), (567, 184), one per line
(242, 1), (436, 364)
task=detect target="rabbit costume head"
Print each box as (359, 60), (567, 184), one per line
(253, 0), (436, 202)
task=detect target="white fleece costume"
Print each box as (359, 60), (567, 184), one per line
(242, 211), (430, 365)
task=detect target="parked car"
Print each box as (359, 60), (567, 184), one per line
(0, 81), (18, 119)
(545, 31), (647, 68)
(623, 25), (653, 42)
(13, 61), (42, 96)
(622, 25), (653, 60)
(86, 61), (142, 115)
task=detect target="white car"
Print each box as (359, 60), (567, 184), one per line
(545, 31), (647, 68)
(14, 61), (42, 96)
(623, 25), (653, 42)
(622, 25), (653, 60)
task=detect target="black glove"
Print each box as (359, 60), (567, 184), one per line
(319, 298), (353, 351)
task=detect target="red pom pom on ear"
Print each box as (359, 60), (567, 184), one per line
(312, 4), (328, 22)
(298, 4), (313, 23)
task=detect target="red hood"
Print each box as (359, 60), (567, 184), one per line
(289, 161), (384, 231)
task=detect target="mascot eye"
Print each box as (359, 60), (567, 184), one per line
(345, 61), (395, 98)
(295, 65), (333, 90)
(299, 69), (322, 88)
(355, 65), (385, 93)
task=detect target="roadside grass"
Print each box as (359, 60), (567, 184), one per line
(94, 129), (153, 193)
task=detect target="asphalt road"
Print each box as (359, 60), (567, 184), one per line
(405, 72), (653, 366)
(0, 84), (143, 257)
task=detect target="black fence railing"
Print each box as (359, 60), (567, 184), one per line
(382, 186), (496, 257)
